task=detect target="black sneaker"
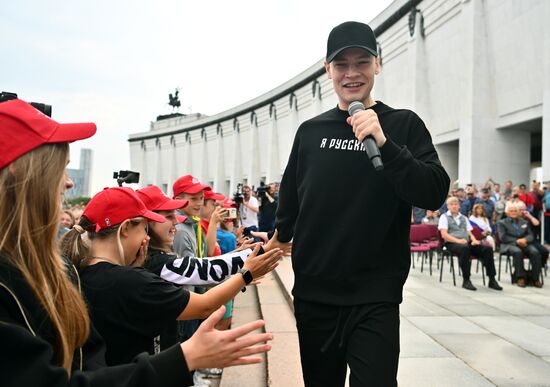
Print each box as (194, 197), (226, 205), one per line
(488, 278), (503, 291)
(462, 279), (477, 291)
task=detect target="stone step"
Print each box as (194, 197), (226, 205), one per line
(220, 256), (303, 386)
(219, 285), (267, 387)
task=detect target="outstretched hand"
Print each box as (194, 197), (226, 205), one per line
(243, 244), (283, 279)
(180, 305), (273, 370)
(263, 230), (292, 256)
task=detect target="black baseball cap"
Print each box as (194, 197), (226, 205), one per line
(326, 21), (378, 63)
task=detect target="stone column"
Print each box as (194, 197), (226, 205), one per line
(266, 103), (281, 183)
(459, 0), (530, 186)
(213, 124), (224, 191)
(200, 129), (209, 184)
(248, 112), (260, 187)
(230, 119), (243, 195)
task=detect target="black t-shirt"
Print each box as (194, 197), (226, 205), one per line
(80, 262), (189, 366)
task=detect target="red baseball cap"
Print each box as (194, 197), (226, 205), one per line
(176, 214), (188, 223)
(172, 175), (211, 197)
(83, 187), (166, 232)
(204, 190), (225, 201)
(222, 198), (238, 208)
(0, 99), (96, 169)
(136, 185), (189, 211)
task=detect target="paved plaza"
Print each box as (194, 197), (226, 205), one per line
(220, 255), (550, 386)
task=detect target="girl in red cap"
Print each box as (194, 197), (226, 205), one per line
(0, 98), (276, 387)
(61, 186), (283, 368)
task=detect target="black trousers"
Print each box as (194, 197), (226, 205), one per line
(445, 242), (496, 279)
(508, 244), (542, 279)
(294, 299), (399, 387)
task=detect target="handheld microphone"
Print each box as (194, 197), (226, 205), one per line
(348, 101), (384, 171)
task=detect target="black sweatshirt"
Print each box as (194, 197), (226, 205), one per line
(275, 102), (449, 306)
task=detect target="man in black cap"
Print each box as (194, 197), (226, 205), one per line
(276, 21), (450, 386)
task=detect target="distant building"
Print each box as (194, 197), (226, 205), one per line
(66, 148), (93, 198)
(129, 0), (550, 195)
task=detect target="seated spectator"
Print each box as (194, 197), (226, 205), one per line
(412, 206), (426, 224)
(469, 204), (496, 250)
(516, 202), (549, 268)
(438, 197), (502, 291)
(497, 203), (542, 288)
(544, 180), (550, 245)
(475, 188), (496, 227)
(421, 210), (440, 225)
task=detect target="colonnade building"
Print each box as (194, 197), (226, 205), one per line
(129, 0), (550, 197)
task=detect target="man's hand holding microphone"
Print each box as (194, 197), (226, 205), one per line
(346, 101), (386, 171)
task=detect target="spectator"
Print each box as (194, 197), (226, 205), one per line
(503, 180), (513, 200)
(412, 206), (426, 224)
(544, 180), (550, 245)
(172, 175), (211, 259)
(61, 209), (76, 229)
(462, 186), (477, 216)
(469, 204), (496, 250)
(518, 183), (536, 212)
(475, 188), (496, 227)
(491, 182), (501, 203)
(438, 197), (501, 291)
(421, 209), (440, 226)
(62, 187), (283, 366)
(497, 202), (542, 288)
(0, 98), (271, 386)
(258, 183), (278, 232)
(217, 199), (239, 254)
(239, 185), (259, 235)
(516, 201), (549, 268)
(200, 190), (226, 257)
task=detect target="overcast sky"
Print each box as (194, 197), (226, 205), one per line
(2, 0), (392, 193)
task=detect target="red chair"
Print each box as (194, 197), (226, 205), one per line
(410, 224), (434, 274)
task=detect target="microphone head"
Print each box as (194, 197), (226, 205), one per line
(348, 101), (365, 116)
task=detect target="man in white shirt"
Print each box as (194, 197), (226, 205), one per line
(438, 196), (502, 291)
(239, 185), (259, 233)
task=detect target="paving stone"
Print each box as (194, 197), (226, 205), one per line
(470, 296), (550, 315)
(401, 295), (456, 317)
(433, 333), (550, 387)
(468, 316), (550, 356)
(524, 316), (550, 330)
(400, 318), (453, 358)
(397, 358), (495, 387)
(407, 316), (488, 335)
(441, 303), (507, 316)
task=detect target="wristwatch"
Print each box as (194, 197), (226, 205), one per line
(238, 268), (254, 285)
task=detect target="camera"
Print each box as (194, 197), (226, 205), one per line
(0, 91), (52, 117)
(113, 170), (140, 187)
(255, 181), (268, 198)
(233, 183), (244, 204)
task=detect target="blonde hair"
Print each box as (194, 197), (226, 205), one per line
(446, 196), (459, 205)
(0, 143), (89, 373)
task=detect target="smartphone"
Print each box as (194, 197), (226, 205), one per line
(225, 208), (237, 219)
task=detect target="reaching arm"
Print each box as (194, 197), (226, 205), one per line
(177, 246), (283, 320)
